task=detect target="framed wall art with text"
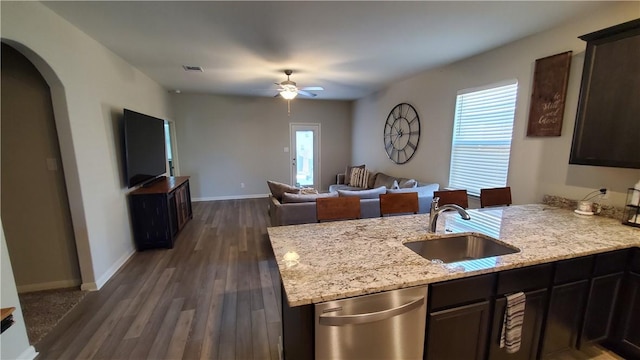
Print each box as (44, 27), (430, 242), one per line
(526, 51), (572, 137)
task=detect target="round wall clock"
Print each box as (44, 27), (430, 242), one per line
(383, 103), (420, 164)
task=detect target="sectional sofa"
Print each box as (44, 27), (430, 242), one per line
(268, 171), (439, 226)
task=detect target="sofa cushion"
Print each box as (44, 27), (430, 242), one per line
(399, 179), (418, 188)
(329, 184), (363, 193)
(345, 164), (365, 185)
(267, 180), (300, 201)
(373, 172), (397, 189)
(387, 183), (440, 197)
(349, 167), (370, 188)
(338, 186), (386, 199)
(282, 191), (338, 203)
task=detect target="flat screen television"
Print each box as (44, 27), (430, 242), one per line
(123, 109), (167, 188)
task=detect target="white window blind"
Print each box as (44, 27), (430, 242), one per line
(448, 81), (518, 197)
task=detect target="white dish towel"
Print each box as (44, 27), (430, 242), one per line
(500, 291), (526, 354)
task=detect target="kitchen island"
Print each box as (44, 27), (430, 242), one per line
(267, 204), (640, 359)
(268, 204), (639, 306)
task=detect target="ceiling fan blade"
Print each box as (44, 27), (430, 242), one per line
(300, 86), (324, 91)
(297, 90), (317, 97)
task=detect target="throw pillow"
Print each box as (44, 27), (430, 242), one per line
(267, 180), (300, 201)
(349, 167), (370, 188)
(373, 172), (397, 189)
(399, 179), (418, 188)
(282, 192), (338, 203)
(338, 186), (386, 199)
(345, 164), (365, 185)
(367, 172), (378, 189)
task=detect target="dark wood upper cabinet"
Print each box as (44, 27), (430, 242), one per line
(569, 18), (640, 169)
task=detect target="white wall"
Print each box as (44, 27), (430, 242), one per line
(170, 94), (352, 198)
(352, 2), (640, 207)
(1, 224), (37, 360)
(1, 1), (172, 291)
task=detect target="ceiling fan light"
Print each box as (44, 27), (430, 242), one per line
(281, 88), (298, 100)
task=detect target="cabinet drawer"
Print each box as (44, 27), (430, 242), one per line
(430, 273), (496, 310)
(594, 249), (630, 276)
(497, 263), (552, 295)
(554, 256), (594, 284)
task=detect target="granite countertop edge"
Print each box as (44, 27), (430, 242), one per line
(267, 204), (640, 307)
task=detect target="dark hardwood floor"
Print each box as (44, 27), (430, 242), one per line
(35, 198), (282, 360)
(31, 198), (624, 360)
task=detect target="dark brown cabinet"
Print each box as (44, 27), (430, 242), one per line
(426, 301), (491, 360)
(610, 248), (640, 358)
(569, 18), (640, 168)
(425, 273), (495, 360)
(542, 249), (631, 357)
(426, 264), (553, 360)
(579, 250), (629, 346)
(542, 280), (590, 356)
(580, 272), (623, 345)
(129, 176), (192, 250)
(281, 248), (639, 359)
(489, 288), (548, 360)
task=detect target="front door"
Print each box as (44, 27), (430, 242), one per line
(290, 123), (320, 188)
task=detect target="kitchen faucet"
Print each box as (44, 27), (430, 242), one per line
(428, 197), (471, 233)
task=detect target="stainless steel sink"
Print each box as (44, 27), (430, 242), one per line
(404, 233), (519, 263)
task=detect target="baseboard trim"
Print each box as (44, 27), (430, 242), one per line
(18, 345), (38, 360)
(82, 248), (136, 291)
(17, 279), (81, 293)
(193, 194), (269, 202)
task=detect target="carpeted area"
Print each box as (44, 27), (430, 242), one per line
(19, 287), (87, 344)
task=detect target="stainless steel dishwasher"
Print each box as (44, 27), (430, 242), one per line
(315, 285), (428, 360)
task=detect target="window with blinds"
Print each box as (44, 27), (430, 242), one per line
(448, 81), (518, 197)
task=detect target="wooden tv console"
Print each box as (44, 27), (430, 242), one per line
(129, 176), (192, 250)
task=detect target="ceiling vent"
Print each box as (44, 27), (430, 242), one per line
(182, 65), (204, 72)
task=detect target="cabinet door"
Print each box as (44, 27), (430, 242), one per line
(167, 191), (178, 237)
(488, 289), (547, 360)
(129, 194), (170, 249)
(426, 301), (490, 360)
(175, 185), (186, 229)
(580, 272), (623, 346)
(612, 272), (640, 358)
(542, 280), (589, 356)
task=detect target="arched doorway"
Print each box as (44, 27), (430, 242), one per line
(1, 43), (81, 292)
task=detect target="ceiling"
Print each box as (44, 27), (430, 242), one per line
(43, 1), (615, 100)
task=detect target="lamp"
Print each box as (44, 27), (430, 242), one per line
(280, 85), (298, 100)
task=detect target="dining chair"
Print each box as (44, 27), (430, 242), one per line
(316, 197), (361, 222)
(379, 192), (419, 216)
(433, 189), (469, 209)
(480, 187), (512, 208)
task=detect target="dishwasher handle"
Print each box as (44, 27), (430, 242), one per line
(318, 296), (425, 326)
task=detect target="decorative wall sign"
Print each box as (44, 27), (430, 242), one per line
(526, 51), (572, 137)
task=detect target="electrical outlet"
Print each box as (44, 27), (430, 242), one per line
(240, 182), (245, 188)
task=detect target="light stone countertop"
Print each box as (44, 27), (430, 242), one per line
(267, 204), (640, 307)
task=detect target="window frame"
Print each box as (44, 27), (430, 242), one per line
(447, 80), (519, 197)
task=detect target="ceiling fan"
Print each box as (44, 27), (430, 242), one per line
(275, 70), (324, 100)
